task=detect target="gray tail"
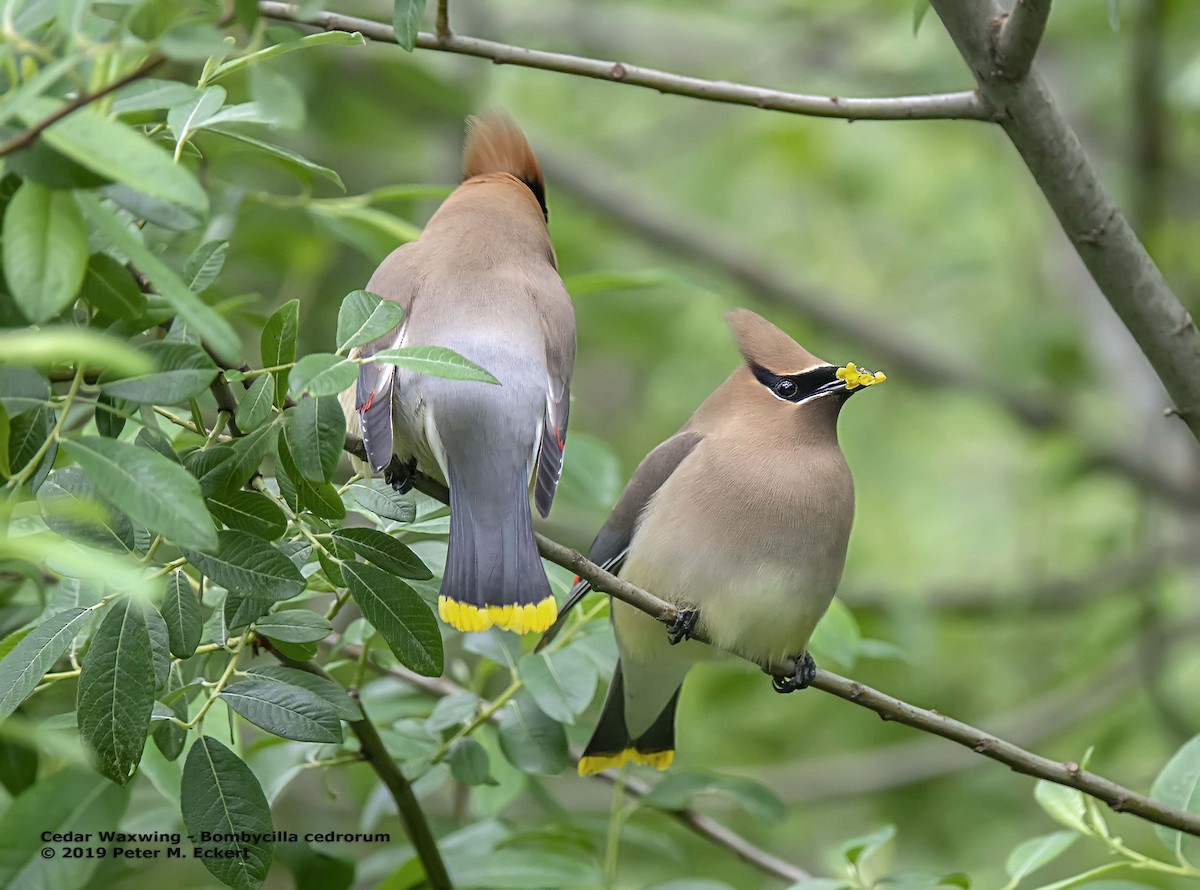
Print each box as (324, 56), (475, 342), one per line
(437, 457), (557, 635)
(578, 663), (679, 775)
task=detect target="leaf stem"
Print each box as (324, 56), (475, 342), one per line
(429, 678), (521, 765)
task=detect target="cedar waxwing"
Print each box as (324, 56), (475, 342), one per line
(542, 309), (884, 774)
(343, 112), (575, 635)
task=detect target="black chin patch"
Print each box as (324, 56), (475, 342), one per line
(750, 363), (838, 403)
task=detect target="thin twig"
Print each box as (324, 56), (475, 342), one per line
(0, 55), (164, 158)
(263, 641), (454, 890)
(993, 0), (1053, 80)
(257, 2), (995, 122)
(435, 0), (450, 40)
(339, 433), (1200, 838)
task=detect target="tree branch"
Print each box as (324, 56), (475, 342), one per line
(337, 641), (811, 884)
(0, 54), (164, 158)
(930, 0), (1200, 442)
(256, 2), (994, 122)
(262, 642), (455, 890)
(435, 0), (450, 40)
(540, 150), (1200, 511)
(994, 0), (1053, 80)
(339, 432), (1200, 838)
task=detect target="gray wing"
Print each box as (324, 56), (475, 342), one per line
(535, 430), (704, 649)
(351, 243), (418, 472)
(533, 378), (569, 518)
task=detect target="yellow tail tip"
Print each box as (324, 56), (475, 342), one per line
(577, 748), (674, 777)
(438, 595), (558, 635)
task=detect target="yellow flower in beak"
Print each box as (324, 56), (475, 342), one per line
(835, 362), (887, 390)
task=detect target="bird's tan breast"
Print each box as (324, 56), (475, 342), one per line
(616, 435), (854, 665)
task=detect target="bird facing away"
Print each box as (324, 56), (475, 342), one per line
(542, 309), (884, 775)
(342, 112), (575, 635)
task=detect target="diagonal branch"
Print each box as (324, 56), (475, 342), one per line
(338, 640), (811, 884)
(339, 432), (1200, 839)
(994, 0), (1053, 80)
(0, 54), (164, 158)
(930, 0), (1200, 442)
(256, 2), (995, 122)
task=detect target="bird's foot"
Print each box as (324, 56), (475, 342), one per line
(666, 609), (698, 645)
(772, 651), (817, 693)
(384, 456), (417, 494)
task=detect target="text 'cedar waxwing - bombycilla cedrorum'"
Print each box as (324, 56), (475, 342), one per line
(342, 112), (575, 636)
(540, 309), (885, 775)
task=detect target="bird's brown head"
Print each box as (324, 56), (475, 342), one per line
(723, 308), (885, 411)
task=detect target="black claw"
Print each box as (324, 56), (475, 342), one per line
(666, 609), (698, 645)
(772, 651), (817, 694)
(384, 457), (417, 494)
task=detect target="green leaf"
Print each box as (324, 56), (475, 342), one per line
(77, 195), (239, 363)
(289, 353), (359, 398)
(63, 436), (217, 551)
(277, 430), (345, 520)
(287, 395), (345, 482)
(0, 55), (81, 129)
(332, 527), (431, 579)
(0, 737), (37, 795)
(181, 736), (274, 890)
(253, 610), (332, 644)
(220, 677), (343, 743)
(345, 480), (416, 523)
(1149, 733), (1200, 865)
(243, 666), (361, 721)
(372, 345), (499, 384)
(167, 86), (226, 157)
(145, 603), (171, 691)
(336, 290), (404, 354)
(840, 825), (895, 866)
(99, 341), (218, 404)
(1035, 780), (1090, 834)
(206, 127), (344, 190)
(342, 562), (442, 676)
(392, 0), (427, 52)
(37, 467), (136, 552)
(262, 299), (299, 408)
(185, 445), (238, 498)
(223, 420), (281, 492)
(497, 692), (568, 775)
(236, 373), (275, 431)
(1005, 832), (1077, 883)
(1, 180), (87, 323)
(24, 97), (208, 212)
(80, 253), (146, 323)
(0, 607), (90, 722)
(161, 570), (202, 658)
(183, 239), (229, 292)
(517, 648), (598, 725)
(912, 0), (930, 35)
(210, 30), (366, 82)
(0, 327), (154, 377)
(0, 768), (128, 890)
(448, 738), (494, 786)
(77, 597), (157, 784)
(182, 530), (307, 601)
(6, 406), (51, 482)
(207, 489), (287, 540)
(0, 367), (49, 415)
(111, 78), (199, 114)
